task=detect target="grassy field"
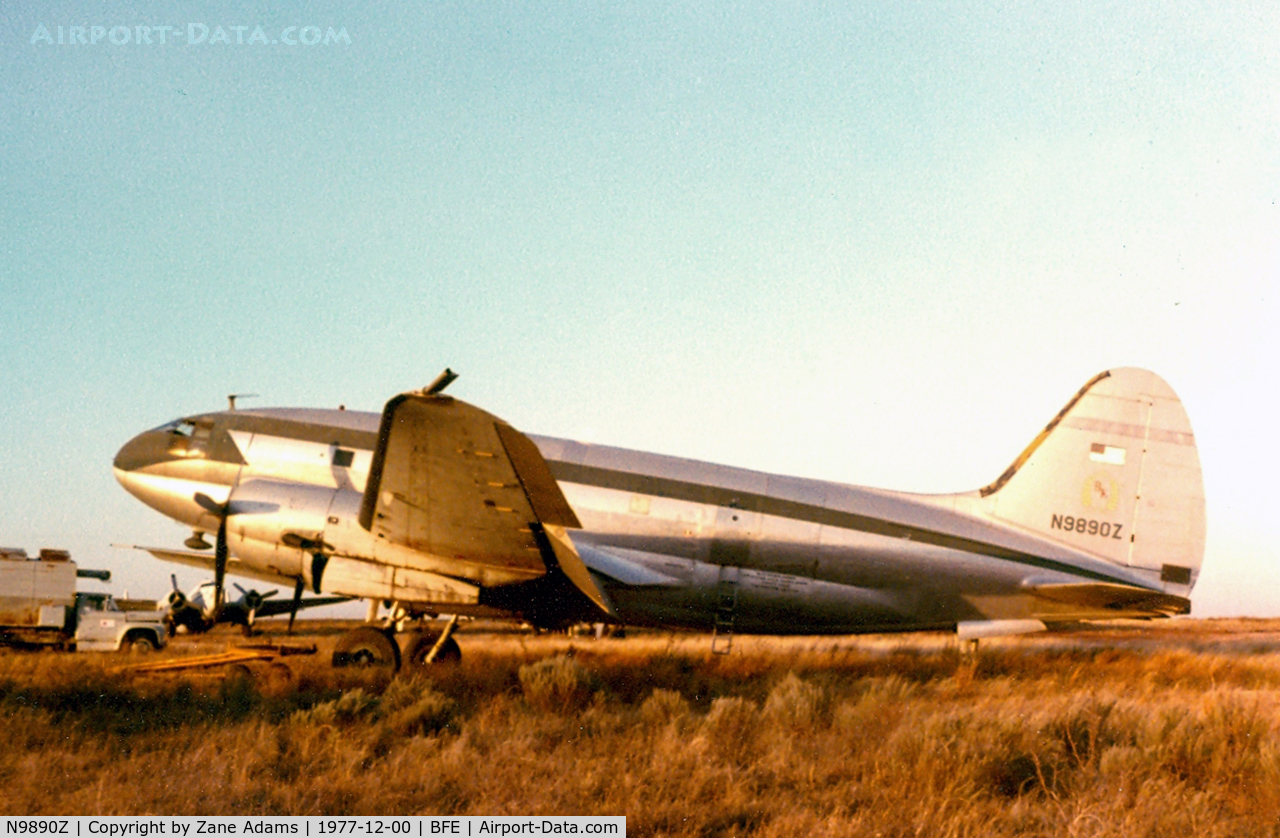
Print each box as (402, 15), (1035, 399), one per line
(4, 619), (1280, 836)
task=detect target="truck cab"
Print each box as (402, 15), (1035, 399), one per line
(72, 592), (168, 653)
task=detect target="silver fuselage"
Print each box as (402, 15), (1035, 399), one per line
(114, 403), (1180, 634)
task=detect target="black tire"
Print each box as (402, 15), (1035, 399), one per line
(266, 662), (293, 686)
(123, 633), (158, 654)
(403, 630), (462, 667)
(332, 626), (402, 670)
(225, 663), (254, 683)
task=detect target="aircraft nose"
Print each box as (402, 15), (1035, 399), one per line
(113, 428), (176, 473)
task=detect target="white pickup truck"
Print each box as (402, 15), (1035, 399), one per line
(0, 547), (168, 652)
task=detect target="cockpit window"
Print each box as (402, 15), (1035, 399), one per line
(167, 419), (213, 457)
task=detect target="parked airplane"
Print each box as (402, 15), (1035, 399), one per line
(113, 368), (1204, 668)
(161, 574), (350, 636)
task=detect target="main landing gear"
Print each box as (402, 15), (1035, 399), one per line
(331, 609), (462, 673)
(332, 626), (401, 669)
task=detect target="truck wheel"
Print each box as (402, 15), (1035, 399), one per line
(124, 634), (158, 654)
(332, 627), (401, 671)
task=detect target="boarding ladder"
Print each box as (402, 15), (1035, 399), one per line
(711, 566), (739, 654)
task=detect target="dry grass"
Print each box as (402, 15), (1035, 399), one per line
(3, 619), (1280, 836)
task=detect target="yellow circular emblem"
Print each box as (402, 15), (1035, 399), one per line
(1082, 473), (1120, 512)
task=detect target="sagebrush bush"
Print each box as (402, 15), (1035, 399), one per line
(762, 672), (827, 729)
(386, 690), (457, 737)
(638, 688), (690, 729)
(289, 687), (379, 726)
(517, 655), (596, 714)
(701, 695), (760, 766)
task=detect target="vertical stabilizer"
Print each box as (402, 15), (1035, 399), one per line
(977, 368), (1205, 596)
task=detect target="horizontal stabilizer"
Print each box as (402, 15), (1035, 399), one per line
(1028, 581), (1190, 616)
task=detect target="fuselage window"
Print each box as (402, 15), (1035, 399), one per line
(333, 448), (355, 468)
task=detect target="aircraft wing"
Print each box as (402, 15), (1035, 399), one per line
(115, 544), (300, 589)
(252, 595), (353, 618)
(358, 392), (612, 616)
(1028, 582), (1191, 617)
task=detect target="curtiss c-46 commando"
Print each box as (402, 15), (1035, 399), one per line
(113, 368), (1205, 668)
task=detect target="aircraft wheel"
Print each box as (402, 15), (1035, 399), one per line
(403, 630), (462, 667)
(332, 626), (402, 671)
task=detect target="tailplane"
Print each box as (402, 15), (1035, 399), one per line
(975, 368), (1205, 596)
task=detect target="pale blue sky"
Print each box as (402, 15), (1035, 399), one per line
(1, 1), (1276, 615)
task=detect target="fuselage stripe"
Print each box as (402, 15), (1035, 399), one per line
(546, 460), (1154, 589)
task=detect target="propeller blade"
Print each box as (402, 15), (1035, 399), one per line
(214, 516), (228, 613)
(233, 583), (248, 597)
(287, 577), (304, 635)
(165, 575), (185, 609)
(193, 490), (234, 615)
(262, 589), (279, 599)
(194, 492), (226, 515)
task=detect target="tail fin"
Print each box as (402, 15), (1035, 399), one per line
(977, 368), (1205, 595)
